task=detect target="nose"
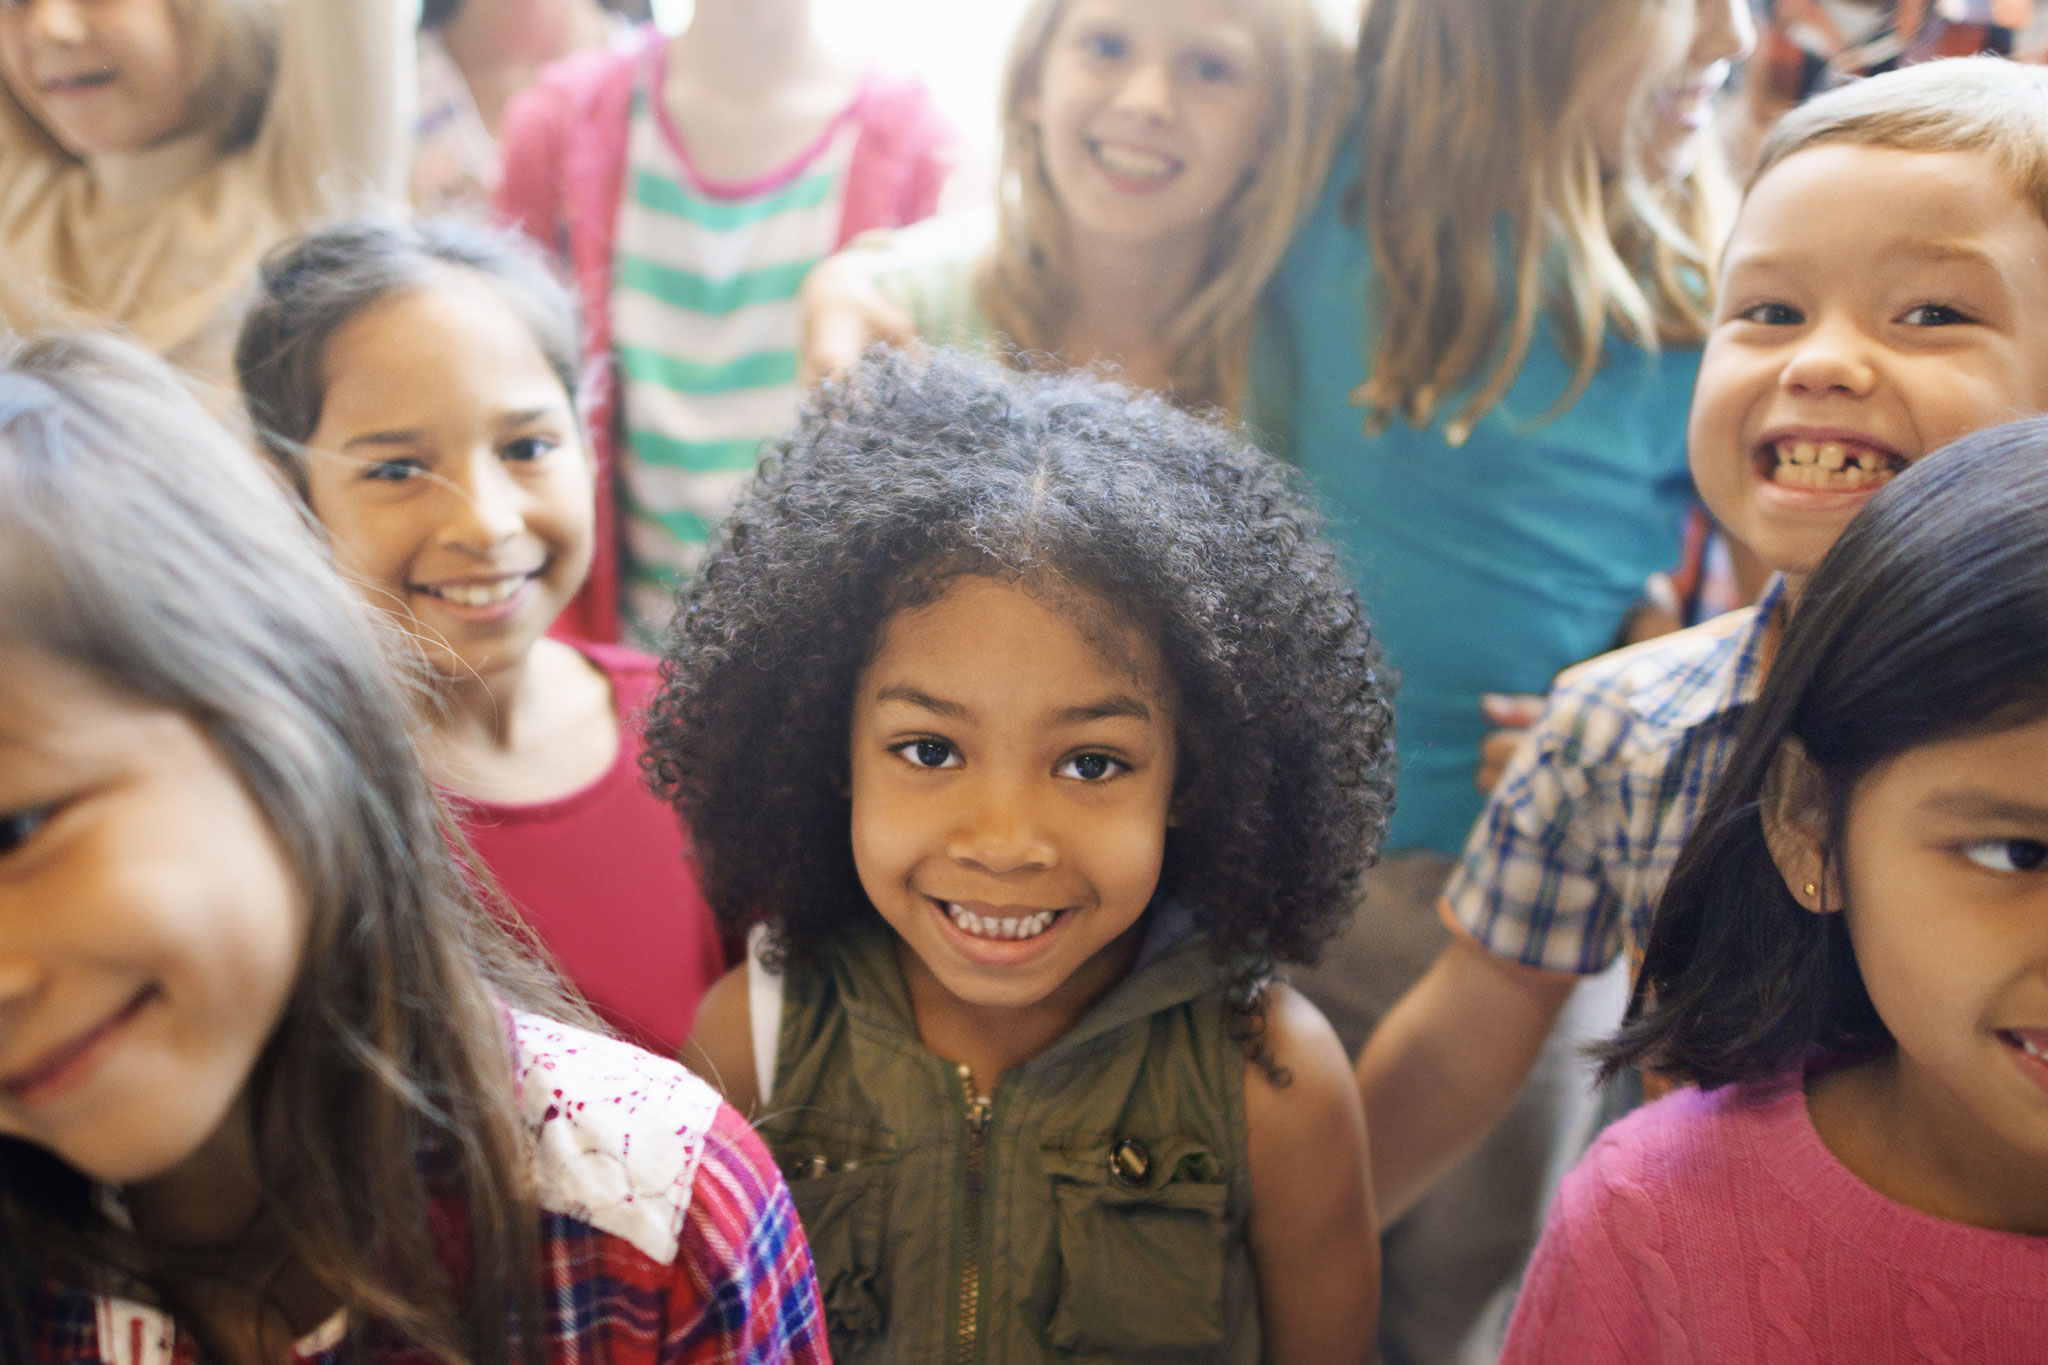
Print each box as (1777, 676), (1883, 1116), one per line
(946, 774), (1060, 876)
(29, 0), (91, 46)
(440, 449), (526, 552)
(1693, 0), (1756, 68)
(1780, 317), (1878, 400)
(0, 953), (42, 1049)
(1109, 58), (1175, 123)
(0, 955), (36, 1005)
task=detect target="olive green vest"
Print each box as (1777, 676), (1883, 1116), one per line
(758, 914), (1263, 1365)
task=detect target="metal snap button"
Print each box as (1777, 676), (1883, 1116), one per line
(1108, 1136), (1151, 1189)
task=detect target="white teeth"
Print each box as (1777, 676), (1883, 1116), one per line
(2021, 1036), (2048, 1060)
(1091, 141), (1178, 181)
(945, 903), (1059, 941)
(429, 576), (528, 607)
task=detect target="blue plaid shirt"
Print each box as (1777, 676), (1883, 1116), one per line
(1445, 581), (1785, 975)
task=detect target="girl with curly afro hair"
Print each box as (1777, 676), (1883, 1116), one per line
(664, 347), (1392, 1364)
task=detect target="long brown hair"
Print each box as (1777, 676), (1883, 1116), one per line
(0, 333), (579, 1365)
(1350, 0), (1730, 445)
(979, 0), (1350, 414)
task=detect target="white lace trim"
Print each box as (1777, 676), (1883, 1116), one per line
(513, 1011), (724, 1266)
(92, 1016), (723, 1363)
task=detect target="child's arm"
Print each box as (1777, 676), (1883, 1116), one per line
(799, 248), (920, 386)
(680, 966), (762, 1115)
(1355, 934), (1579, 1224)
(269, 0), (413, 212)
(1244, 983), (1377, 1365)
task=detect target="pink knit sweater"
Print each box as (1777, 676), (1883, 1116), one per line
(1502, 1070), (2048, 1363)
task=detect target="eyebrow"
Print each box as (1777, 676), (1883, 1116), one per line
(1920, 791), (2048, 825)
(1726, 241), (2002, 276)
(873, 685), (970, 721)
(1054, 694), (1153, 725)
(1879, 241), (2003, 269)
(870, 686), (1154, 727)
(501, 407), (564, 429)
(340, 429), (427, 451)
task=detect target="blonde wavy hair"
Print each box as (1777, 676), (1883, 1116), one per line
(0, 0), (277, 157)
(1753, 56), (2048, 217)
(1352, 0), (1732, 446)
(979, 0), (1350, 415)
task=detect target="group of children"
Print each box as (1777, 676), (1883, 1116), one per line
(6, 0), (2048, 1360)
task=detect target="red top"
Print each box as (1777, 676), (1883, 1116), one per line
(453, 642), (723, 1056)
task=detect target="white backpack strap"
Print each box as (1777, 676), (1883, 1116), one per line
(746, 922), (784, 1103)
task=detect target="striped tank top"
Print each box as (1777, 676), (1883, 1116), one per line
(609, 57), (859, 637)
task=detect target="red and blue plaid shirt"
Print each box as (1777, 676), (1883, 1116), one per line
(30, 1016), (829, 1365)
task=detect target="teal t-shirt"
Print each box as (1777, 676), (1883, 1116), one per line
(1250, 140), (1701, 856)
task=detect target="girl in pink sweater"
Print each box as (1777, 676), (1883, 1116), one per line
(1503, 422), (2048, 1363)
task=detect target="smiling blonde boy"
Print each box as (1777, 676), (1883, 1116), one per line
(1359, 55), (2048, 1235)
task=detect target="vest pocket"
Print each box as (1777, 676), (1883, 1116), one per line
(779, 1136), (896, 1354)
(1038, 1138), (1231, 1360)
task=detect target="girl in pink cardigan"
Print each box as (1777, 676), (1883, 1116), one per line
(493, 0), (954, 643)
(1504, 424), (2048, 1363)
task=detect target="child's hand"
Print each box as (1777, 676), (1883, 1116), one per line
(799, 252), (917, 387)
(1476, 693), (1546, 794)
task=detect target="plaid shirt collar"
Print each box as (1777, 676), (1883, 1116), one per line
(1628, 575), (1787, 737)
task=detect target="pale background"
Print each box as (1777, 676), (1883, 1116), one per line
(645, 0), (1363, 168)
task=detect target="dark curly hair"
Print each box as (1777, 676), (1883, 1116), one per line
(644, 348), (1395, 993)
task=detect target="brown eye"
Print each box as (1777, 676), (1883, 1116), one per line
(0, 807), (50, 858)
(1058, 752), (1126, 781)
(1963, 839), (2048, 873)
(892, 738), (961, 770)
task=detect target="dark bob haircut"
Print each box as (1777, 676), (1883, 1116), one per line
(236, 217), (580, 501)
(643, 348), (1396, 984)
(1605, 417), (2048, 1089)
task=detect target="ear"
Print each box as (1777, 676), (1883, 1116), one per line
(1760, 737), (1836, 914)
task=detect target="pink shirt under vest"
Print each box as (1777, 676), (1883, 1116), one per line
(1503, 1068), (2048, 1363)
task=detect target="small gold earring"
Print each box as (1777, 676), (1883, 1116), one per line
(1803, 881), (1819, 899)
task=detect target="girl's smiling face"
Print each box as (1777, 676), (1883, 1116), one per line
(1025, 0), (1272, 255)
(1777, 713), (2048, 1228)
(1587, 0), (1752, 183)
(0, 649), (304, 1188)
(0, 0), (192, 157)
(848, 576), (1177, 1022)
(302, 273), (593, 690)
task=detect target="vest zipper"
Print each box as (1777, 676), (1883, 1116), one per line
(955, 1062), (992, 1365)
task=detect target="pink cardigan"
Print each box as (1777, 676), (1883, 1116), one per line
(1502, 1069), (2048, 1363)
(494, 28), (955, 642)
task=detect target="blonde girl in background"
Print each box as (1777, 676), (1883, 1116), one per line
(803, 0), (1348, 415)
(0, 0), (411, 392)
(1254, 0), (1754, 1359)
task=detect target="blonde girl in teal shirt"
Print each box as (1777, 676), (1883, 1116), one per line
(1256, 0), (1755, 1358)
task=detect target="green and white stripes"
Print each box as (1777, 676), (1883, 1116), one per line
(610, 88), (854, 635)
